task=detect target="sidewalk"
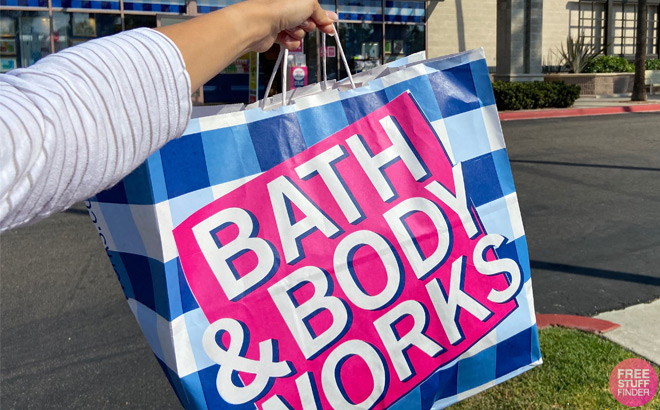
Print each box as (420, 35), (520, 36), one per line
(572, 93), (660, 108)
(500, 94), (660, 120)
(595, 299), (660, 366)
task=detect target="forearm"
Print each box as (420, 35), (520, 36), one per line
(0, 29), (191, 231)
(156, 2), (273, 90)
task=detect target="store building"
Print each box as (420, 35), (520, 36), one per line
(0, 0), (427, 102)
(1, 1), (658, 101)
(427, 0), (658, 81)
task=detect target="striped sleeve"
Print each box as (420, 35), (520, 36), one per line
(0, 28), (192, 232)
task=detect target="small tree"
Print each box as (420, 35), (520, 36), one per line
(632, 0), (648, 101)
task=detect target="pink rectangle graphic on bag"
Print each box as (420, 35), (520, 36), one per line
(173, 92), (522, 409)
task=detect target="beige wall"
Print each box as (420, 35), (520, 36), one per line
(426, 0), (585, 70)
(426, 0), (497, 67)
(542, 0), (572, 66)
(542, 1), (604, 66)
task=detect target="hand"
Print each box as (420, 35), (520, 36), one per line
(156, 0), (338, 90)
(247, 0), (338, 52)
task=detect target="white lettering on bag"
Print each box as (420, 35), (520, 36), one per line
(267, 176), (342, 265)
(321, 340), (388, 409)
(424, 164), (479, 238)
(473, 234), (522, 303)
(295, 145), (365, 224)
(373, 300), (444, 382)
(346, 116), (430, 202)
(202, 318), (293, 404)
(333, 230), (404, 311)
(426, 256), (493, 345)
(262, 372), (322, 410)
(268, 266), (351, 359)
(384, 197), (452, 280)
(192, 208), (279, 301)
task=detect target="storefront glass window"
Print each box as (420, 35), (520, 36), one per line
(52, 12), (70, 52)
(338, 22), (382, 77)
(52, 12), (120, 52)
(302, 29), (319, 84)
(1, 13), (20, 72)
(2, 11), (51, 69)
(124, 14), (157, 30)
(384, 23), (424, 63)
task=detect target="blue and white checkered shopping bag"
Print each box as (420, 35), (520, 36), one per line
(87, 48), (541, 410)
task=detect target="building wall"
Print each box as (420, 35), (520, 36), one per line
(426, 0), (498, 67)
(425, 0), (580, 70)
(542, 0), (575, 67)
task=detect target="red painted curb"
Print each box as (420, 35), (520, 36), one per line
(499, 104), (660, 121)
(536, 314), (620, 334)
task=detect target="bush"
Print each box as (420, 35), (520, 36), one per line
(492, 81), (581, 111)
(583, 55), (634, 73)
(647, 59), (660, 70)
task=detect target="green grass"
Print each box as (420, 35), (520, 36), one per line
(451, 327), (660, 409)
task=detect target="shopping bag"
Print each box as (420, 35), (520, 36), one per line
(87, 47), (541, 410)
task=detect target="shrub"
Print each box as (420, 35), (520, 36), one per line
(492, 81), (581, 111)
(647, 59), (660, 70)
(583, 55), (634, 73)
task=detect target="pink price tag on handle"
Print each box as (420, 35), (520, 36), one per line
(173, 92), (522, 409)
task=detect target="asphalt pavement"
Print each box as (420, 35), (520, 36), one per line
(1, 112), (659, 408)
(0, 205), (181, 409)
(503, 112), (660, 315)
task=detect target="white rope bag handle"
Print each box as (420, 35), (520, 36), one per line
(261, 23), (356, 109)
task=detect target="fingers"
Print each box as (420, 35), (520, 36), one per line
(317, 10), (338, 36)
(285, 27), (306, 41)
(277, 32), (301, 51)
(299, 19), (316, 33)
(276, 3), (339, 50)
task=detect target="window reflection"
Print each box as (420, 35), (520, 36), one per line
(52, 12), (121, 52)
(338, 22), (382, 77)
(124, 15), (157, 30)
(0, 11), (51, 69)
(385, 24), (424, 63)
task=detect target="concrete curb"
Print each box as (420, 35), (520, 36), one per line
(499, 104), (660, 121)
(536, 313), (620, 334)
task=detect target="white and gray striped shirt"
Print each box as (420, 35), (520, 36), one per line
(0, 28), (192, 232)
